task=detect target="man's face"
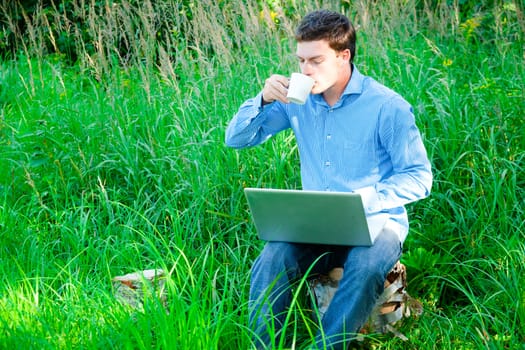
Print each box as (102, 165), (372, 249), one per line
(295, 40), (351, 95)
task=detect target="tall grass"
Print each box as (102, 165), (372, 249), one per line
(1, 0), (524, 348)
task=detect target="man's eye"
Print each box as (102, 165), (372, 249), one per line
(297, 58), (323, 65)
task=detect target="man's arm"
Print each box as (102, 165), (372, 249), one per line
(355, 97), (433, 213)
(225, 75), (292, 149)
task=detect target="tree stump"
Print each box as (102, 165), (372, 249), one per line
(112, 269), (167, 310)
(308, 261), (423, 340)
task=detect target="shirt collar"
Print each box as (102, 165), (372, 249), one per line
(343, 64), (365, 96)
(311, 64), (365, 106)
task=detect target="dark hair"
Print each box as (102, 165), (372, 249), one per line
(294, 10), (356, 63)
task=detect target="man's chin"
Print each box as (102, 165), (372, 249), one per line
(311, 87), (322, 95)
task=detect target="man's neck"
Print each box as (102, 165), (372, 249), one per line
(323, 65), (352, 107)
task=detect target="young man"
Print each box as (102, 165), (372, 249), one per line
(225, 10), (432, 349)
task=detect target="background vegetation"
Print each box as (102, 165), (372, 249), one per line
(0, 0), (523, 348)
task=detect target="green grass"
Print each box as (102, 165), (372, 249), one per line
(1, 0), (524, 348)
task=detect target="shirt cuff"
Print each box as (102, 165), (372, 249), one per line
(354, 185), (382, 214)
(254, 92), (265, 111)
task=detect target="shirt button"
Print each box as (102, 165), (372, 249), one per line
(325, 161), (331, 167)
(326, 134), (332, 140)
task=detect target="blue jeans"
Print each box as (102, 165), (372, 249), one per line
(249, 228), (402, 350)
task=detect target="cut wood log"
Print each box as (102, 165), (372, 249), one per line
(308, 261), (423, 340)
(112, 269), (167, 310)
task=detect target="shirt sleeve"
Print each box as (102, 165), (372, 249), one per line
(225, 92), (291, 149)
(355, 96), (433, 213)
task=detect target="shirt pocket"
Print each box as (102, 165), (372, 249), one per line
(342, 141), (381, 179)
(343, 141), (376, 156)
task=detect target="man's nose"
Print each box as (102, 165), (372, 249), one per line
(301, 64), (314, 76)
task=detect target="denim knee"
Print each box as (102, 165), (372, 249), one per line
(254, 242), (300, 271)
(342, 228), (402, 285)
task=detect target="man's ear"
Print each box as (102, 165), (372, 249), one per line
(340, 49), (351, 66)
(343, 49), (352, 63)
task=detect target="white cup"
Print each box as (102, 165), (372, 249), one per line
(286, 73), (315, 105)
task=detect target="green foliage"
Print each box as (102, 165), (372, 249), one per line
(0, 0), (524, 348)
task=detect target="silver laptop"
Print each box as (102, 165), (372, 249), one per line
(244, 188), (387, 246)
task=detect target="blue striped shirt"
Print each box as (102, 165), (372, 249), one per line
(225, 66), (432, 242)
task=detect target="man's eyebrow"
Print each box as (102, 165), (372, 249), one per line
(295, 54), (324, 60)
